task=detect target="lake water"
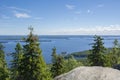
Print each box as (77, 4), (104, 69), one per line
(0, 35), (120, 64)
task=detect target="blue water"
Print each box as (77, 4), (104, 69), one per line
(0, 35), (120, 64)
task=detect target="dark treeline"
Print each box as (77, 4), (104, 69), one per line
(0, 28), (120, 80)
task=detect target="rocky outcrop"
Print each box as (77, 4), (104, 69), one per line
(54, 66), (120, 80)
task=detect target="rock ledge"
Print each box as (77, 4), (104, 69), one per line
(54, 66), (120, 80)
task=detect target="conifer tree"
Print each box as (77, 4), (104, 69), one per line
(0, 43), (9, 80)
(88, 35), (107, 66)
(109, 39), (120, 66)
(51, 47), (57, 63)
(10, 43), (23, 80)
(51, 47), (65, 78)
(19, 27), (52, 80)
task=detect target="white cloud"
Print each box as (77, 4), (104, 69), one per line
(49, 25), (120, 35)
(14, 12), (31, 18)
(0, 6), (31, 19)
(66, 4), (75, 10)
(7, 6), (30, 12)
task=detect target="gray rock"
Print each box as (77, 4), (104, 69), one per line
(54, 66), (120, 80)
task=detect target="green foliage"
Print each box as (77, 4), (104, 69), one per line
(0, 68), (9, 80)
(51, 47), (83, 78)
(51, 47), (57, 63)
(64, 55), (83, 72)
(51, 55), (65, 77)
(10, 43), (23, 80)
(87, 35), (109, 67)
(0, 43), (9, 80)
(108, 39), (120, 67)
(51, 47), (65, 78)
(19, 27), (52, 80)
(65, 50), (90, 59)
(0, 43), (5, 67)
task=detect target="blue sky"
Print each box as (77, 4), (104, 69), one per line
(0, 0), (120, 35)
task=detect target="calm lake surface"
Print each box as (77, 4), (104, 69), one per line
(0, 35), (120, 64)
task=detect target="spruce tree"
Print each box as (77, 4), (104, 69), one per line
(0, 43), (9, 80)
(88, 35), (107, 66)
(109, 39), (119, 66)
(51, 47), (57, 63)
(51, 47), (65, 78)
(10, 43), (23, 80)
(20, 27), (52, 80)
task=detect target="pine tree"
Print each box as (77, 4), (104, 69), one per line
(10, 43), (23, 80)
(19, 27), (52, 80)
(0, 43), (9, 80)
(51, 47), (65, 78)
(88, 35), (107, 66)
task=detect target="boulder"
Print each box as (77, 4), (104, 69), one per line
(54, 66), (120, 80)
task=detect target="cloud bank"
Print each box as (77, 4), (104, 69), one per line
(49, 25), (120, 35)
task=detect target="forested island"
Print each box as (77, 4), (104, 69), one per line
(1, 28), (120, 80)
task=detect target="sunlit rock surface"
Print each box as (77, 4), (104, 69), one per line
(54, 66), (120, 80)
